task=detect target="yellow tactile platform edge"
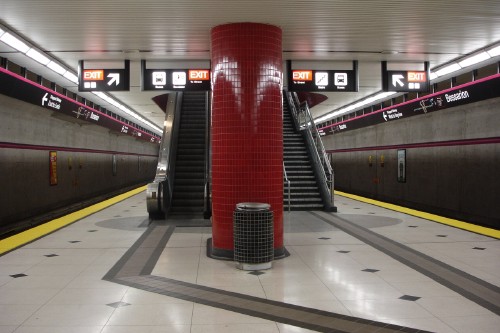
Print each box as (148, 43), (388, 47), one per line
(335, 190), (500, 239)
(0, 186), (146, 255)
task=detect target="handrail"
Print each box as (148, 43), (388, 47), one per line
(146, 92), (180, 218)
(203, 91), (212, 219)
(283, 162), (291, 213)
(287, 91), (336, 211)
(285, 91), (301, 132)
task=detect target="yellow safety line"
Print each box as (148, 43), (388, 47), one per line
(0, 186), (147, 255)
(335, 190), (500, 239)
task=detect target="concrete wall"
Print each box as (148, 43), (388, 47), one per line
(0, 94), (159, 229)
(322, 97), (500, 229)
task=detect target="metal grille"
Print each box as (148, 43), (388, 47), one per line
(233, 203), (274, 268)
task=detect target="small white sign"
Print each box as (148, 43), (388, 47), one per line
(152, 72), (166, 86)
(334, 73), (348, 86)
(172, 71), (186, 85)
(315, 72), (328, 86)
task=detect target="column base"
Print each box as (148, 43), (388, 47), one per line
(206, 238), (287, 261)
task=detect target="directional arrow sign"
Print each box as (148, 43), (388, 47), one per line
(392, 74), (405, 88)
(107, 73), (120, 86)
(381, 61), (429, 93)
(78, 60), (130, 92)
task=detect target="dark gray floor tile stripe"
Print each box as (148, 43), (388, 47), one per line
(115, 275), (426, 333)
(102, 222), (175, 280)
(103, 220), (430, 333)
(310, 211), (500, 316)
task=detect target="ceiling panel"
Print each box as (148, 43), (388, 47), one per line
(1, 0), (499, 132)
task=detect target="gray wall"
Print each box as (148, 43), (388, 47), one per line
(322, 97), (500, 228)
(0, 94), (159, 228)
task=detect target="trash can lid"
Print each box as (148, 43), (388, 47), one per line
(236, 202), (270, 211)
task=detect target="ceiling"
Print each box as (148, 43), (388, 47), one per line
(1, 0), (499, 134)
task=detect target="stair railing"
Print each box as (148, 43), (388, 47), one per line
(203, 91), (212, 219)
(287, 92), (336, 211)
(283, 162), (291, 214)
(285, 91), (301, 132)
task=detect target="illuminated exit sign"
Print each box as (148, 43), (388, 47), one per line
(287, 61), (359, 92)
(78, 60), (130, 92)
(382, 61), (430, 93)
(141, 61), (211, 91)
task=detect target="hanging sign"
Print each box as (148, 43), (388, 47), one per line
(142, 61), (211, 91)
(78, 60), (130, 91)
(382, 61), (430, 92)
(287, 61), (358, 92)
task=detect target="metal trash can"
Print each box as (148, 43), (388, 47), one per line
(233, 202), (274, 270)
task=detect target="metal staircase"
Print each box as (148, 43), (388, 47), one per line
(283, 96), (324, 210)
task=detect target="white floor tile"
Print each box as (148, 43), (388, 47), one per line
(106, 303), (194, 326)
(1, 192), (498, 333)
(440, 314), (500, 333)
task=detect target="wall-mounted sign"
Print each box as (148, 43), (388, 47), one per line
(78, 60), (130, 92)
(142, 61), (211, 91)
(0, 67), (160, 143)
(381, 61), (430, 92)
(49, 151), (58, 186)
(318, 73), (500, 136)
(397, 149), (406, 183)
(287, 61), (358, 92)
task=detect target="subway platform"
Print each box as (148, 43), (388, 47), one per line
(0, 187), (499, 333)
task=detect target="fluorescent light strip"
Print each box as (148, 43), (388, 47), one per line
(0, 27), (162, 136)
(47, 61), (67, 75)
(63, 71), (78, 83)
(91, 92), (161, 133)
(317, 42), (500, 124)
(26, 48), (51, 65)
(458, 52), (490, 68)
(435, 63), (462, 77)
(0, 32), (30, 53)
(487, 45), (500, 57)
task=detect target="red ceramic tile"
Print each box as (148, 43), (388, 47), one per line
(211, 23), (283, 252)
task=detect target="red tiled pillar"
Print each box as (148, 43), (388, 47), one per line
(211, 23), (284, 259)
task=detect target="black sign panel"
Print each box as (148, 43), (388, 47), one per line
(384, 70), (430, 92)
(142, 68), (211, 91)
(288, 69), (357, 92)
(318, 74), (500, 136)
(0, 67), (160, 143)
(287, 60), (358, 92)
(381, 61), (430, 92)
(78, 60), (130, 92)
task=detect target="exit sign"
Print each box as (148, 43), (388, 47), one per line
(381, 61), (430, 93)
(78, 60), (130, 92)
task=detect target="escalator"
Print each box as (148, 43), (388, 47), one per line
(147, 91), (210, 219)
(170, 91), (208, 217)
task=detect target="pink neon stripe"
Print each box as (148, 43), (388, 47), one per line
(0, 67), (159, 139)
(327, 137), (500, 154)
(0, 141), (157, 157)
(319, 73), (500, 131)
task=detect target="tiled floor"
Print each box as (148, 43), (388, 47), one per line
(0, 192), (499, 332)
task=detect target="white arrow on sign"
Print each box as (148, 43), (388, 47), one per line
(392, 74), (405, 87)
(107, 73), (120, 86)
(42, 92), (49, 106)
